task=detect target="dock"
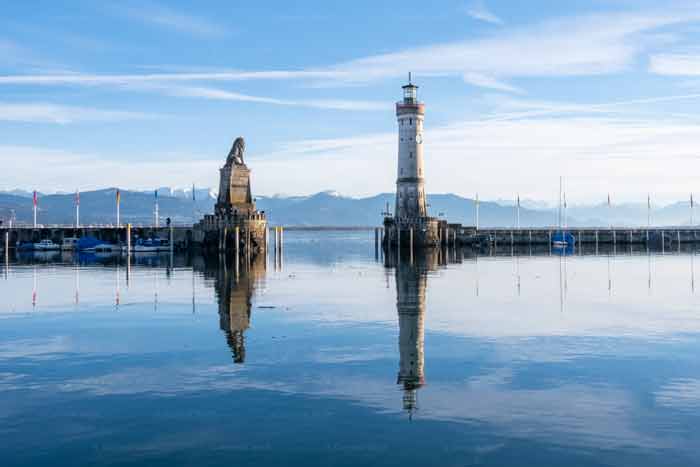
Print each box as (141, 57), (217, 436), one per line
(459, 226), (700, 247)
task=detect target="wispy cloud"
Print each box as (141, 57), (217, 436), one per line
(325, 9), (700, 86)
(0, 70), (344, 85)
(463, 0), (503, 24)
(165, 85), (388, 111)
(3, 7), (699, 93)
(463, 72), (522, 93)
(0, 102), (157, 124)
(115, 1), (226, 38)
(649, 53), (700, 75)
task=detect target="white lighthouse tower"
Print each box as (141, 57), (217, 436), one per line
(384, 74), (441, 248)
(395, 73), (427, 220)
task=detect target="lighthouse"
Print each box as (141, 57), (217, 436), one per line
(395, 73), (427, 219)
(384, 74), (441, 248)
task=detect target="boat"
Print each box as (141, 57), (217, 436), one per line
(34, 239), (60, 251)
(552, 231), (575, 248)
(61, 237), (79, 251)
(17, 241), (35, 252)
(130, 237), (170, 252)
(551, 177), (576, 248)
(77, 235), (120, 253)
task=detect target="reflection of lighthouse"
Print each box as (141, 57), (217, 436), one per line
(393, 250), (436, 416)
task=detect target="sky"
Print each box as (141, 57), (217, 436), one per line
(3, 0), (700, 203)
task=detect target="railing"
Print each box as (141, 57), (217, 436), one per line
(2, 223), (196, 229)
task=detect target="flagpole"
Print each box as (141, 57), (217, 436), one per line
(33, 190), (37, 228)
(75, 190), (80, 228)
(558, 177), (562, 229)
(475, 193), (480, 230)
(516, 193), (520, 229)
(154, 190), (159, 228)
(691, 193), (695, 226)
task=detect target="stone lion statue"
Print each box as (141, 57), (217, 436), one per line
(227, 137), (246, 166)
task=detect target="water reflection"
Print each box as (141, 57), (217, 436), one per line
(385, 249), (441, 417)
(200, 254), (266, 364)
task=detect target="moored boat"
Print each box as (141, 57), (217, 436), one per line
(34, 239), (60, 251)
(77, 236), (120, 253)
(129, 237), (170, 252)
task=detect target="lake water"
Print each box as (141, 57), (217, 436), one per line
(2, 231), (700, 466)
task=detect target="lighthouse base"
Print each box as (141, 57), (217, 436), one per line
(382, 216), (445, 249)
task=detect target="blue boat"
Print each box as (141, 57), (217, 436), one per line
(17, 241), (35, 252)
(77, 236), (119, 252)
(552, 230), (575, 247)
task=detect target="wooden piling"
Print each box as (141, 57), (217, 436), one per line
(662, 230), (665, 254)
(235, 226), (240, 256)
(375, 228), (379, 257)
(396, 226), (401, 264)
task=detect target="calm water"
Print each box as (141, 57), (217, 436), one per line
(2, 231), (700, 466)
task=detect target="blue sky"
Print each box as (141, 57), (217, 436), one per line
(3, 0), (700, 203)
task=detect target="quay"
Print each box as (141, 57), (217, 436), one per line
(1, 225), (194, 251)
(374, 225), (700, 253)
(458, 226), (700, 247)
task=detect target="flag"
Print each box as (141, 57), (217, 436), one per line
(116, 189), (121, 205)
(192, 183), (196, 201)
(607, 193), (611, 207)
(648, 194), (651, 209)
(563, 192), (567, 209)
(75, 190), (80, 206)
(33, 190), (37, 207)
(154, 189), (158, 200)
(517, 194), (520, 208)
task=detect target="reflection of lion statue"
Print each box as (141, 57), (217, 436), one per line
(227, 137), (246, 166)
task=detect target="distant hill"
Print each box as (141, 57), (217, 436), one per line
(0, 188), (697, 227)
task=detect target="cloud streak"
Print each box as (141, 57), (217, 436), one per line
(649, 53), (700, 75)
(115, 1), (226, 38)
(2, 6), (699, 94)
(164, 85), (388, 111)
(464, 1), (503, 24)
(0, 102), (157, 124)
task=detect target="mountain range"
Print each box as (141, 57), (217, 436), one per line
(0, 188), (697, 227)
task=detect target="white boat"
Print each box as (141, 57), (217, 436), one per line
(129, 237), (170, 252)
(90, 243), (121, 253)
(33, 239), (60, 251)
(61, 237), (79, 251)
